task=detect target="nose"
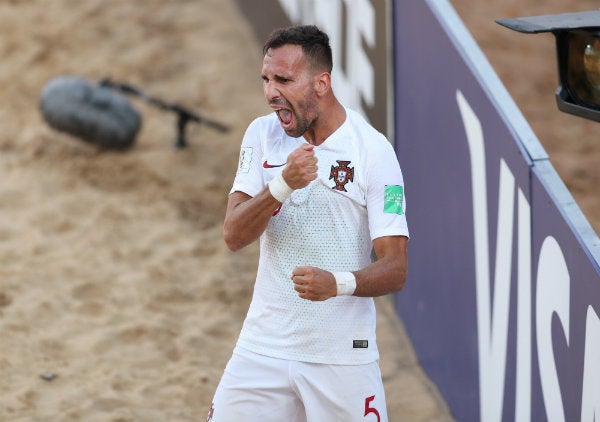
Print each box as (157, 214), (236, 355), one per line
(263, 81), (280, 102)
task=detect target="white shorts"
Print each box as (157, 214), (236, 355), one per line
(207, 347), (388, 422)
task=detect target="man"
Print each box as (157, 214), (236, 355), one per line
(209, 25), (409, 422)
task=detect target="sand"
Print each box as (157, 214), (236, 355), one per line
(0, 0), (596, 421)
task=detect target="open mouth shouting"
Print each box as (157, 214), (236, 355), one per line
(270, 99), (310, 138)
(274, 106), (294, 132)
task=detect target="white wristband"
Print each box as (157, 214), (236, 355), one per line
(333, 271), (356, 296)
(268, 172), (293, 203)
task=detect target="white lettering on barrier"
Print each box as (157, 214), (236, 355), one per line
(458, 89), (600, 421)
(516, 188), (532, 422)
(458, 90), (512, 422)
(581, 305), (600, 421)
(278, 0), (301, 22)
(536, 237), (570, 422)
(343, 0), (375, 109)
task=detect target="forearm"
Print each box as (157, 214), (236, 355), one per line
(352, 255), (407, 297)
(291, 236), (408, 301)
(353, 235), (408, 297)
(223, 188), (281, 251)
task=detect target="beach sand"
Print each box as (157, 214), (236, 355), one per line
(0, 1), (596, 421)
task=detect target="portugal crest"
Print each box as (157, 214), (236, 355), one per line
(329, 160), (354, 192)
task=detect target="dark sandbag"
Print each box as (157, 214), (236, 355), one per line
(40, 76), (142, 149)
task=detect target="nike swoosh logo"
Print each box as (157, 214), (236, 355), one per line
(263, 160), (286, 168)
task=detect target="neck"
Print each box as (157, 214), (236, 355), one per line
(303, 100), (346, 146)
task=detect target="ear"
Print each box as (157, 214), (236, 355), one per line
(313, 72), (331, 97)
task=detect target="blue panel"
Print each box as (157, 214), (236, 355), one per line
(392, 0), (600, 421)
(530, 161), (600, 422)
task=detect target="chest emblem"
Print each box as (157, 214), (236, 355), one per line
(329, 160), (354, 192)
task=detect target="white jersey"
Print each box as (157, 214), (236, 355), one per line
(230, 108), (409, 365)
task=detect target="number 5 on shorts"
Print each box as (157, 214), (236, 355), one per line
(364, 395), (381, 421)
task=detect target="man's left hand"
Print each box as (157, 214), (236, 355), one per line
(291, 266), (337, 301)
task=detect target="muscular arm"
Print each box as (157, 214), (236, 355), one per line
(291, 235), (408, 300)
(223, 189), (281, 251)
(223, 144), (318, 252)
(353, 235), (408, 296)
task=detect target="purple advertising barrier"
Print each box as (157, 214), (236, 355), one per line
(393, 0), (600, 421)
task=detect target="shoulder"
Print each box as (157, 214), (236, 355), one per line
(344, 108), (395, 158)
(345, 109), (390, 145)
(242, 113), (283, 149)
(246, 112), (282, 136)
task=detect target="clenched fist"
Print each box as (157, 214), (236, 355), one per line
(291, 266), (337, 301)
(282, 144), (318, 190)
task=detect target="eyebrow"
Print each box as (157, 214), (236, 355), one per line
(261, 73), (293, 83)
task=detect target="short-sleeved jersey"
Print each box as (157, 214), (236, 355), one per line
(230, 108), (409, 365)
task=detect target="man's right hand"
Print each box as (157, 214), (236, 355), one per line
(282, 144), (318, 189)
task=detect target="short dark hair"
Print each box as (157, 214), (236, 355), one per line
(263, 25), (333, 73)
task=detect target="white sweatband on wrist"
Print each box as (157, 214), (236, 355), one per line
(268, 172), (293, 203)
(333, 271), (356, 296)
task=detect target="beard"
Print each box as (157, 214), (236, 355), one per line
(284, 111), (311, 138)
(283, 97), (317, 138)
